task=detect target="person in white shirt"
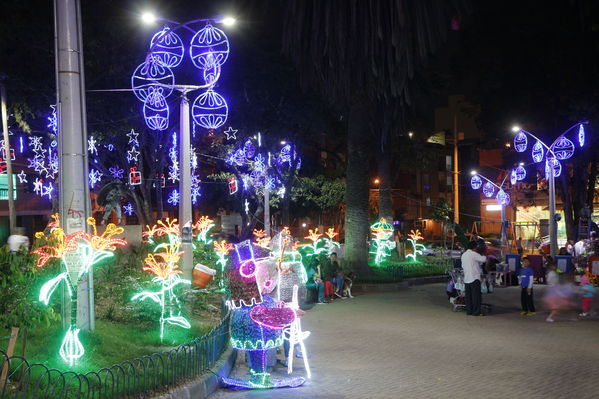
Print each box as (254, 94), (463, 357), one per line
(573, 239), (586, 257)
(461, 240), (487, 316)
(7, 227), (29, 253)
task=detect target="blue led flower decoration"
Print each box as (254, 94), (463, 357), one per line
(143, 91), (170, 131)
(482, 182), (495, 198)
(495, 189), (510, 206)
(515, 165), (527, 181)
(545, 158), (562, 178)
(244, 139), (256, 159)
(552, 136), (574, 160)
(150, 27), (185, 68)
(192, 89), (228, 129)
(578, 124), (585, 147)
(514, 132), (528, 153)
(190, 23), (230, 71)
(131, 56), (175, 102)
(470, 174), (482, 190)
(531, 140), (544, 163)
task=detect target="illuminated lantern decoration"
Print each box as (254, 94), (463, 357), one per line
(495, 189), (510, 206)
(510, 170), (517, 185)
(514, 131), (528, 152)
(129, 167), (142, 185)
(532, 140), (544, 163)
(552, 136), (574, 160)
(189, 23), (230, 70)
(149, 27), (184, 68)
(143, 91), (170, 131)
(545, 157), (562, 178)
(470, 174), (482, 190)
(483, 182), (495, 198)
(131, 56), (174, 102)
(191, 89), (228, 130)
(515, 165), (527, 181)
(579, 124), (585, 147)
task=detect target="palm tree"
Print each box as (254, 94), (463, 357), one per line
(283, 0), (470, 272)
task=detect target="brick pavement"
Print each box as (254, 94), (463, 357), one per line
(210, 284), (599, 399)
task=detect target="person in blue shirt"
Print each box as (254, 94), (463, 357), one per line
(519, 256), (535, 315)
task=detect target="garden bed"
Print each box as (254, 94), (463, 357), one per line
(358, 256), (453, 283)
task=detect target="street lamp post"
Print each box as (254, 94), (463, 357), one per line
(511, 123), (587, 258)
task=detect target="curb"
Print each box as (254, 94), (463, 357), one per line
(154, 347), (237, 399)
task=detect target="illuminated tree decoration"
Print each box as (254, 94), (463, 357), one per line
(514, 131), (528, 152)
(579, 124), (585, 147)
(545, 157), (562, 178)
(133, 219), (191, 342)
(531, 140), (544, 163)
(551, 136), (574, 160)
(191, 89), (228, 130)
(143, 91), (170, 131)
(369, 219), (396, 265)
(131, 56), (175, 102)
(482, 182), (495, 198)
(189, 23), (230, 70)
(33, 218), (126, 365)
(150, 26), (184, 68)
(515, 165), (527, 181)
(470, 174), (482, 190)
(495, 189), (510, 206)
(406, 229), (425, 262)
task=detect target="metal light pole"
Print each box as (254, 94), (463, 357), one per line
(0, 84), (16, 233)
(547, 160), (557, 258)
(54, 0), (93, 330)
(178, 91), (193, 280)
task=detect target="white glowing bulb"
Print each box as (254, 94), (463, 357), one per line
(222, 16), (236, 26)
(141, 12), (157, 24)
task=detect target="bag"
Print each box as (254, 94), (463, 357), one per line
(481, 279), (488, 294)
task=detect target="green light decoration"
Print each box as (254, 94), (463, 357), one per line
(301, 228), (327, 257)
(406, 229), (425, 262)
(369, 219), (396, 266)
(194, 216), (215, 244)
(32, 216), (127, 365)
(323, 228), (340, 255)
(133, 219), (191, 342)
(213, 240), (233, 291)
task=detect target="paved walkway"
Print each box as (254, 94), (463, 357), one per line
(210, 284), (599, 399)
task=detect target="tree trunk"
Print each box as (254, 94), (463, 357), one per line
(378, 149), (393, 222)
(343, 100), (371, 274)
(558, 172), (576, 241)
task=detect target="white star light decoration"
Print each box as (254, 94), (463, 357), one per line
(224, 127), (237, 140)
(88, 136), (98, 156)
(168, 189), (180, 205)
(89, 169), (103, 188)
(17, 170), (27, 184)
(123, 203), (134, 216)
(42, 182), (54, 199)
(127, 129), (139, 146)
(33, 178), (43, 195)
(127, 146), (140, 162)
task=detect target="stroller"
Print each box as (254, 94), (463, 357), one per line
(446, 268), (494, 312)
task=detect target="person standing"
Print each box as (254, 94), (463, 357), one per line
(461, 240), (487, 316)
(519, 256), (536, 316)
(516, 237), (524, 256)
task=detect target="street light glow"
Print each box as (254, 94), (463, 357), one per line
(141, 12), (157, 24)
(301, 223), (307, 228)
(221, 16), (237, 26)
(511, 125), (521, 133)
(470, 170), (477, 175)
(408, 131), (413, 138)
(519, 162), (524, 166)
(374, 178), (380, 184)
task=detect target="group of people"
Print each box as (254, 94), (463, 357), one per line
(460, 239), (596, 320)
(306, 253), (354, 304)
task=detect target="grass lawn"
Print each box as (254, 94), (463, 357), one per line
(359, 256), (453, 283)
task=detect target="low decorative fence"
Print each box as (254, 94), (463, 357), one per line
(0, 312), (230, 399)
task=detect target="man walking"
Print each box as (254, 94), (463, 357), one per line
(461, 240), (487, 316)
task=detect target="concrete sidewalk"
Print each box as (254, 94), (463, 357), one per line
(210, 284), (599, 399)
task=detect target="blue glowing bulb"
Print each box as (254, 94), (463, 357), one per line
(190, 23), (230, 71)
(150, 27), (185, 68)
(470, 174), (482, 190)
(482, 182), (495, 198)
(514, 131), (528, 152)
(131, 56), (175, 102)
(495, 189), (510, 206)
(143, 91), (170, 131)
(191, 89), (228, 130)
(515, 165), (527, 181)
(552, 136), (574, 160)
(531, 140), (544, 163)
(579, 124), (585, 147)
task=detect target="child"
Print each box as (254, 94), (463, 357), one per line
(519, 256), (535, 316)
(579, 274), (595, 317)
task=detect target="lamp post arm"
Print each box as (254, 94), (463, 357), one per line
(476, 173), (502, 191)
(548, 121), (588, 150)
(520, 130), (556, 159)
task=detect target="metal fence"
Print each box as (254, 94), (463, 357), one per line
(0, 312), (230, 399)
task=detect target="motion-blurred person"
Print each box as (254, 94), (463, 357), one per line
(8, 227), (29, 253)
(579, 274), (595, 317)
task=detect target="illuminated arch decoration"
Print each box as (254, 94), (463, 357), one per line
(531, 140), (544, 163)
(545, 157), (562, 178)
(191, 89), (228, 130)
(515, 165), (527, 181)
(369, 219), (396, 265)
(470, 174), (482, 190)
(32, 218), (126, 365)
(132, 219), (191, 342)
(514, 131), (528, 152)
(131, 56), (175, 102)
(189, 23), (230, 70)
(578, 124), (585, 147)
(495, 189), (510, 206)
(406, 229), (424, 262)
(143, 91), (170, 131)
(482, 182), (495, 198)
(552, 136), (574, 160)
(150, 27), (184, 68)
